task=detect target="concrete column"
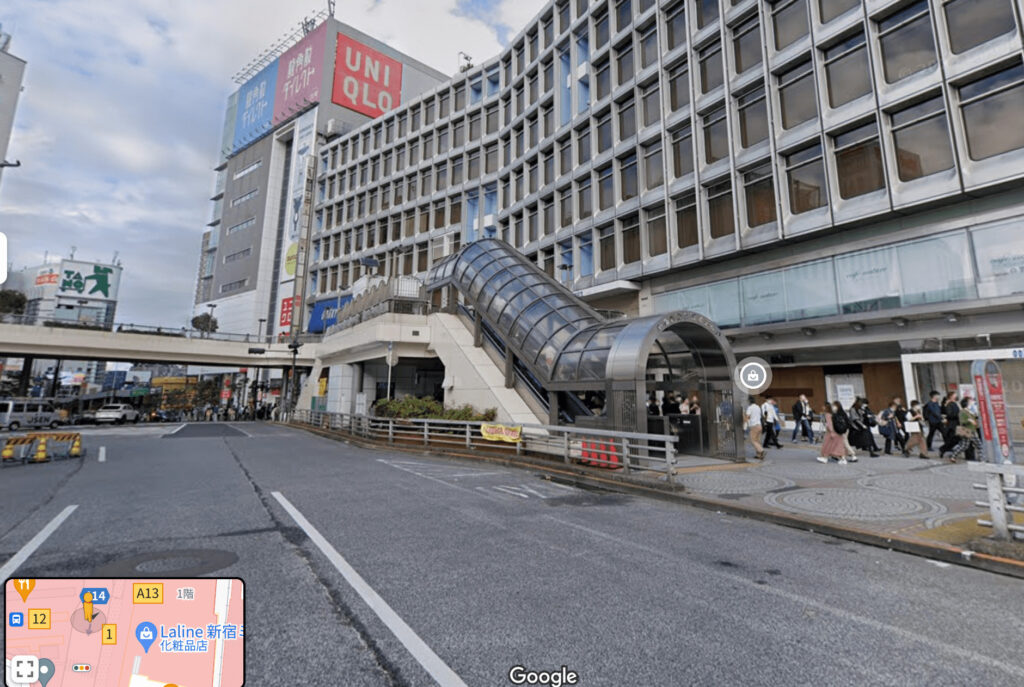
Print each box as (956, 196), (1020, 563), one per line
(505, 353), (515, 389)
(49, 358), (63, 398)
(474, 312), (483, 348)
(18, 355), (34, 396)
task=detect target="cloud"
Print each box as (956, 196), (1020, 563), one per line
(0, 0), (546, 329)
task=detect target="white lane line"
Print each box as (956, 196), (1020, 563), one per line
(271, 491), (468, 687)
(165, 423), (188, 436)
(98, 446), (106, 463)
(927, 560), (952, 569)
(231, 424), (254, 438)
(0, 505), (78, 579)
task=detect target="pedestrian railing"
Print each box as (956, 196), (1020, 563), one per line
(970, 462), (1024, 541)
(287, 409), (681, 482)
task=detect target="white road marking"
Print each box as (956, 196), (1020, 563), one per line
(271, 492), (468, 687)
(927, 560), (952, 568)
(165, 423), (188, 436)
(98, 446), (106, 463)
(230, 424), (254, 438)
(0, 505), (78, 579)
(489, 486), (531, 499)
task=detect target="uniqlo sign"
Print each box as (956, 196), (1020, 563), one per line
(331, 33), (403, 117)
(279, 297), (294, 327)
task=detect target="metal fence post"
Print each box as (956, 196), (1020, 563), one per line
(465, 424), (471, 449)
(665, 442), (677, 485)
(563, 431), (570, 465)
(423, 422), (429, 447)
(986, 472), (1011, 540)
(388, 419), (395, 444)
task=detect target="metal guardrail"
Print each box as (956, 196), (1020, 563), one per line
(325, 277), (432, 336)
(971, 462), (1024, 541)
(287, 409), (681, 482)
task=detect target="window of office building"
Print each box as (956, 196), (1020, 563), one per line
(669, 62), (691, 111)
(621, 214), (641, 263)
(646, 206), (668, 256)
(696, 0), (718, 29)
(675, 194), (698, 248)
(737, 88), (769, 148)
(620, 153), (638, 200)
(560, 137), (572, 175)
(943, 0), (1016, 54)
(439, 92), (450, 118)
(641, 83), (660, 127)
(734, 17), (763, 75)
(618, 99), (637, 140)
(743, 163), (777, 227)
(434, 201), (446, 228)
(579, 177), (593, 218)
(703, 106), (729, 164)
(596, 59), (612, 100)
(824, 33), (871, 108)
(819, 0), (858, 23)
(959, 64), (1024, 160)
(644, 141), (664, 189)
(529, 160), (540, 193)
(468, 150), (481, 179)
(773, 0), (809, 51)
(544, 198), (556, 235)
(707, 180), (734, 238)
(452, 157), (465, 185)
(672, 125), (694, 177)
(666, 3), (687, 50)
(543, 105), (554, 137)
(544, 151), (555, 184)
(786, 142), (827, 211)
(599, 225), (617, 270)
(617, 44), (635, 85)
(419, 205), (431, 232)
(891, 95), (954, 181)
(469, 114), (482, 141)
(616, 0), (633, 32)
(597, 112), (613, 152)
(544, 59), (554, 92)
(878, 2), (936, 84)
(699, 43), (724, 94)
(640, 24), (658, 68)
(598, 164), (615, 209)
(578, 232), (595, 276)
(595, 11), (610, 49)
(834, 121), (886, 199)
(779, 60), (817, 129)
(578, 126), (592, 163)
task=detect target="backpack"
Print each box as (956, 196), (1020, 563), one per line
(832, 412), (849, 434)
(864, 410), (878, 427)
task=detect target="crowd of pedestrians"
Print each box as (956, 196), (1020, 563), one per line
(745, 389), (986, 466)
(181, 403), (279, 422)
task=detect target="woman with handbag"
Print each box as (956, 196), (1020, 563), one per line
(847, 398), (880, 457)
(902, 400), (931, 459)
(948, 399), (983, 462)
(816, 402), (850, 465)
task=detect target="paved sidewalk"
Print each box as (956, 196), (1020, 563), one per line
(672, 440), (1008, 550)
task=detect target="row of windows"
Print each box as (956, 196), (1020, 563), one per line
(226, 217), (256, 235)
(230, 189), (259, 208)
(223, 247), (252, 263)
(220, 278), (249, 294)
(232, 159), (262, 180)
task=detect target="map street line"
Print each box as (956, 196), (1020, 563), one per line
(271, 491), (469, 687)
(0, 505), (78, 579)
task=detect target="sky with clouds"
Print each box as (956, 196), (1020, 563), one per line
(0, 0), (547, 328)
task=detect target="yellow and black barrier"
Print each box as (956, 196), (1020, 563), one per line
(27, 433), (86, 461)
(1, 436), (36, 464)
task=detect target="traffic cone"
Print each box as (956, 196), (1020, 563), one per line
(1, 441), (15, 462)
(69, 435), (83, 458)
(32, 437), (49, 463)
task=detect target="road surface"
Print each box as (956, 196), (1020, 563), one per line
(1, 422), (1022, 686)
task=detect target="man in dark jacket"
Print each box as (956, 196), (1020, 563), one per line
(791, 394), (814, 443)
(923, 391), (944, 451)
(939, 391), (961, 457)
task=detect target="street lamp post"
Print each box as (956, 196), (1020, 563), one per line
(255, 318), (267, 411)
(287, 339), (302, 413)
(205, 303), (217, 339)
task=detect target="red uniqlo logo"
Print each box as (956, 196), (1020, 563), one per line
(279, 297), (294, 327)
(331, 33), (403, 118)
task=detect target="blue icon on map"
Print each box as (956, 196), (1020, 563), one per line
(135, 622), (157, 653)
(8, 611), (23, 627)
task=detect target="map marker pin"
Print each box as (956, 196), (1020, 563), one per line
(37, 658), (55, 687)
(135, 622), (157, 654)
(14, 579), (35, 602)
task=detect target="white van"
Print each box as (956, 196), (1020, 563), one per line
(0, 400), (62, 431)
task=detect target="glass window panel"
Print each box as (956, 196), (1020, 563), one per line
(786, 145), (827, 214)
(699, 45), (724, 94)
(696, 0), (719, 29)
(779, 63), (817, 129)
(737, 90), (768, 148)
(960, 66), (1024, 161)
(783, 259), (838, 320)
(647, 208), (668, 255)
(740, 271), (787, 325)
(820, 0), (858, 24)
(707, 181), (734, 239)
(652, 285), (709, 316)
(891, 98), (954, 181)
(972, 221), (1024, 297)
(667, 6), (687, 50)
(834, 123), (886, 199)
(555, 351), (582, 381)
(824, 35), (871, 107)
(704, 108), (729, 164)
(644, 143), (664, 189)
(734, 19), (763, 74)
(898, 234), (976, 305)
(622, 216), (641, 264)
(579, 349), (610, 380)
(774, 0), (809, 50)
(835, 247), (902, 313)
(744, 164), (776, 227)
(672, 127), (694, 177)
(707, 280), (741, 327)
(675, 195), (698, 249)
(669, 63), (690, 111)
(944, 0), (1016, 55)
(879, 2), (936, 84)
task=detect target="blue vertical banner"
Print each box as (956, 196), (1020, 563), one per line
(233, 60), (280, 152)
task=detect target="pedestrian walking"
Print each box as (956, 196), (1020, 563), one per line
(816, 402), (850, 464)
(939, 391), (961, 457)
(647, 393), (661, 416)
(879, 397), (908, 456)
(761, 396), (783, 448)
(848, 398), (880, 457)
(662, 393), (680, 416)
(923, 390), (944, 452)
(745, 396), (764, 460)
(791, 394), (814, 443)
(903, 400), (931, 459)
(948, 398), (983, 462)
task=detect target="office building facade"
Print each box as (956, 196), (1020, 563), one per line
(195, 17), (447, 340)
(0, 25), (26, 189)
(306, 0), (1024, 406)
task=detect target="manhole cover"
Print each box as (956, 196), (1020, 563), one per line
(679, 471), (792, 495)
(93, 549), (238, 577)
(763, 488), (946, 521)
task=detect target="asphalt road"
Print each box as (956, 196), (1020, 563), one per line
(2, 422), (1023, 686)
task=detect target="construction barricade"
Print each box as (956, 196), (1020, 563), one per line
(1, 436), (36, 465)
(27, 433), (86, 461)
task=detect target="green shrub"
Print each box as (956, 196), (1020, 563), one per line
(373, 396), (497, 421)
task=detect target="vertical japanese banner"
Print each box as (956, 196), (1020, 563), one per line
(273, 22), (327, 126)
(972, 359), (1018, 503)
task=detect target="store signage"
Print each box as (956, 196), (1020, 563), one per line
(331, 33), (403, 117)
(971, 359), (1016, 464)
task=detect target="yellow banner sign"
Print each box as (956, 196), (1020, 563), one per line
(480, 423), (522, 443)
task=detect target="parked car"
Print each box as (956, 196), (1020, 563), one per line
(0, 400), (62, 431)
(95, 404), (140, 424)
